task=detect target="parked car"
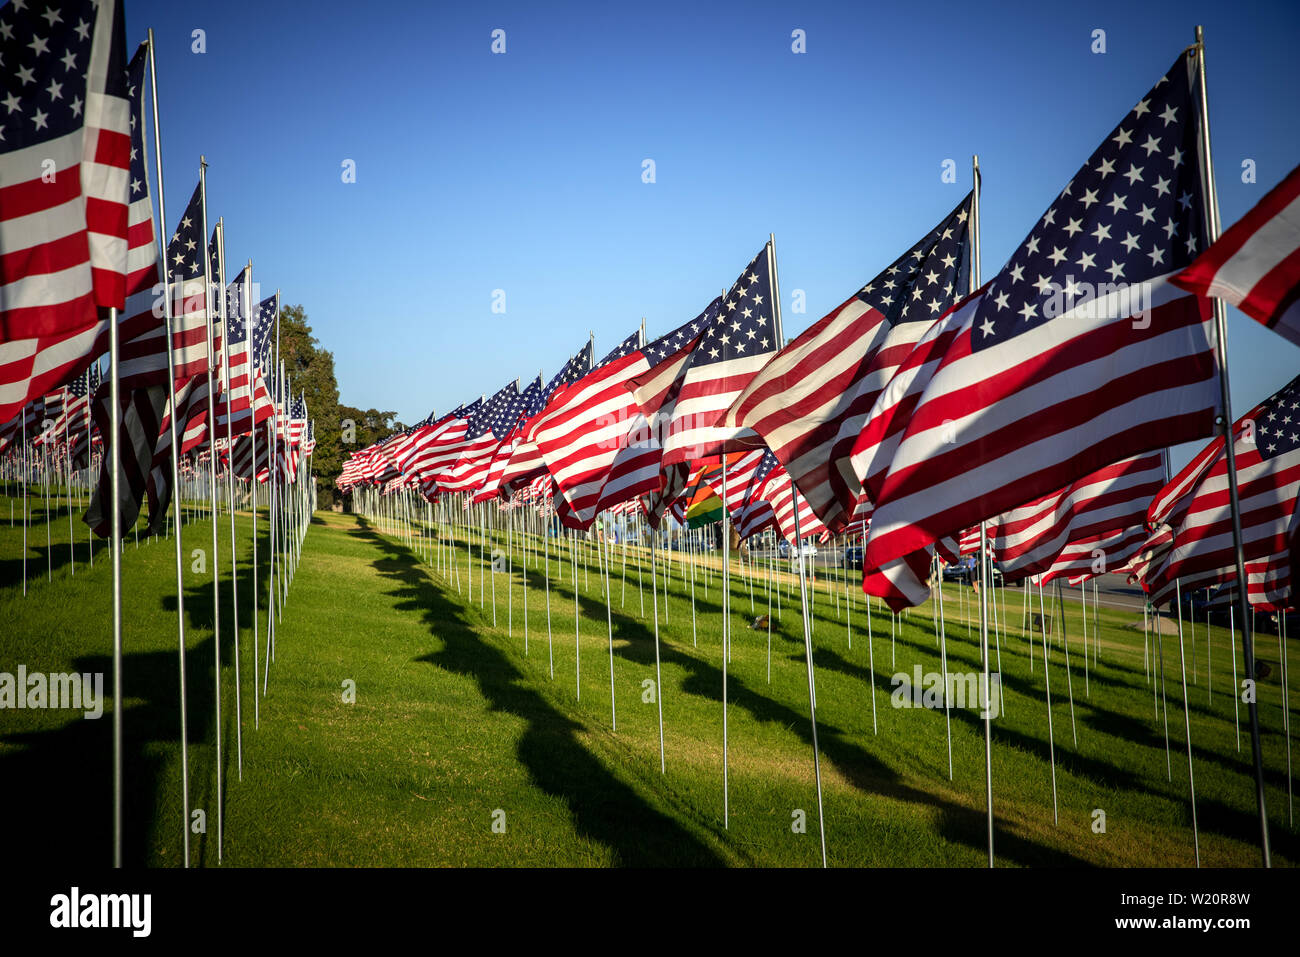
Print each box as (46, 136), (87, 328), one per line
(843, 546), (864, 570)
(942, 558), (973, 583)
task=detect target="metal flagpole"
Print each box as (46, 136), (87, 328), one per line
(968, 156), (994, 867)
(1192, 26), (1270, 866)
(603, 518), (616, 731)
(147, 30), (190, 864)
(770, 235), (826, 865)
(1174, 579), (1200, 866)
(216, 221), (243, 781)
(1037, 579), (1059, 824)
(198, 158), (223, 861)
(572, 527), (580, 697)
(650, 524), (665, 772)
(720, 291), (731, 829)
(109, 309), (124, 868)
(1055, 581), (1079, 747)
(246, 260), (260, 730)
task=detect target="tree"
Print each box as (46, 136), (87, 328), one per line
(268, 304), (409, 508)
(275, 303), (343, 506)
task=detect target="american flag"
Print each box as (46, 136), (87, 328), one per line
(165, 183), (215, 384)
(705, 448), (778, 540)
(759, 462), (828, 546)
(849, 292), (970, 517)
(112, 41), (171, 390)
(65, 363), (98, 466)
(724, 194), (973, 532)
(1033, 524), (1152, 587)
(1203, 555), (1292, 613)
(864, 50), (1218, 572)
(85, 372), (169, 537)
(655, 244), (781, 465)
(989, 452), (1165, 582)
(85, 42), (180, 540)
(390, 398), (480, 485)
(471, 375), (543, 503)
(288, 392), (307, 448)
(500, 339), (593, 493)
(211, 267), (271, 432)
(229, 430), (292, 484)
(144, 373), (212, 534)
(0, 0), (131, 425)
(1139, 372), (1300, 606)
(437, 381), (521, 492)
(594, 308), (723, 519)
(530, 328), (656, 529)
(1172, 160), (1300, 349)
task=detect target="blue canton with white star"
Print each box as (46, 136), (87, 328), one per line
(166, 184), (206, 282)
(466, 382), (520, 441)
(703, 245), (778, 363)
(1254, 375), (1300, 461)
(0, 0), (112, 151)
(858, 192), (972, 325)
(543, 340), (593, 400)
(973, 52), (1208, 352)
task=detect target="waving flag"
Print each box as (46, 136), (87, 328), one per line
(530, 329), (655, 529)
(1140, 372), (1300, 606)
(210, 268), (270, 432)
(989, 452), (1166, 582)
(438, 381), (522, 492)
(392, 398), (480, 484)
(655, 244), (781, 465)
(0, 0), (131, 424)
(498, 340), (593, 493)
(164, 183), (215, 384)
(700, 448), (777, 540)
(472, 375), (543, 503)
(724, 194), (973, 532)
(759, 464), (828, 546)
(865, 49), (1218, 572)
(595, 309), (724, 519)
(1172, 161), (1300, 347)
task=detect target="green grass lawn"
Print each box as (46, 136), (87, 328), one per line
(1, 489), (1296, 867)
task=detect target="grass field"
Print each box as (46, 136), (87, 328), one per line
(1, 490), (1296, 867)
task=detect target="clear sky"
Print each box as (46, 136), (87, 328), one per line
(128, 0), (1300, 469)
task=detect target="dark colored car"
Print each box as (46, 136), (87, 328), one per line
(843, 546), (864, 570)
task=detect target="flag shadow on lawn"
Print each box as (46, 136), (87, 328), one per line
(354, 520), (729, 866)
(0, 632), (218, 869)
(0, 501), (117, 586)
(398, 524), (1089, 866)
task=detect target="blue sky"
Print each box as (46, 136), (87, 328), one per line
(128, 0), (1300, 468)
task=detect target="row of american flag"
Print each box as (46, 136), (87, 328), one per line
(339, 46), (1300, 621)
(0, 0), (317, 538)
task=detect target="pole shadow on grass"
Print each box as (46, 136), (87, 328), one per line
(398, 523), (1089, 866)
(354, 519), (728, 866)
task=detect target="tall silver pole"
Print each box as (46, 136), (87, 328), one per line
(1174, 578), (1200, 865)
(216, 221), (243, 781)
(109, 316), (123, 868)
(1192, 25), (1269, 866)
(970, 156), (994, 867)
(769, 235), (827, 866)
(247, 260), (259, 730)
(650, 526), (666, 772)
(146, 30), (190, 867)
(198, 158), (223, 861)
(720, 289), (731, 830)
